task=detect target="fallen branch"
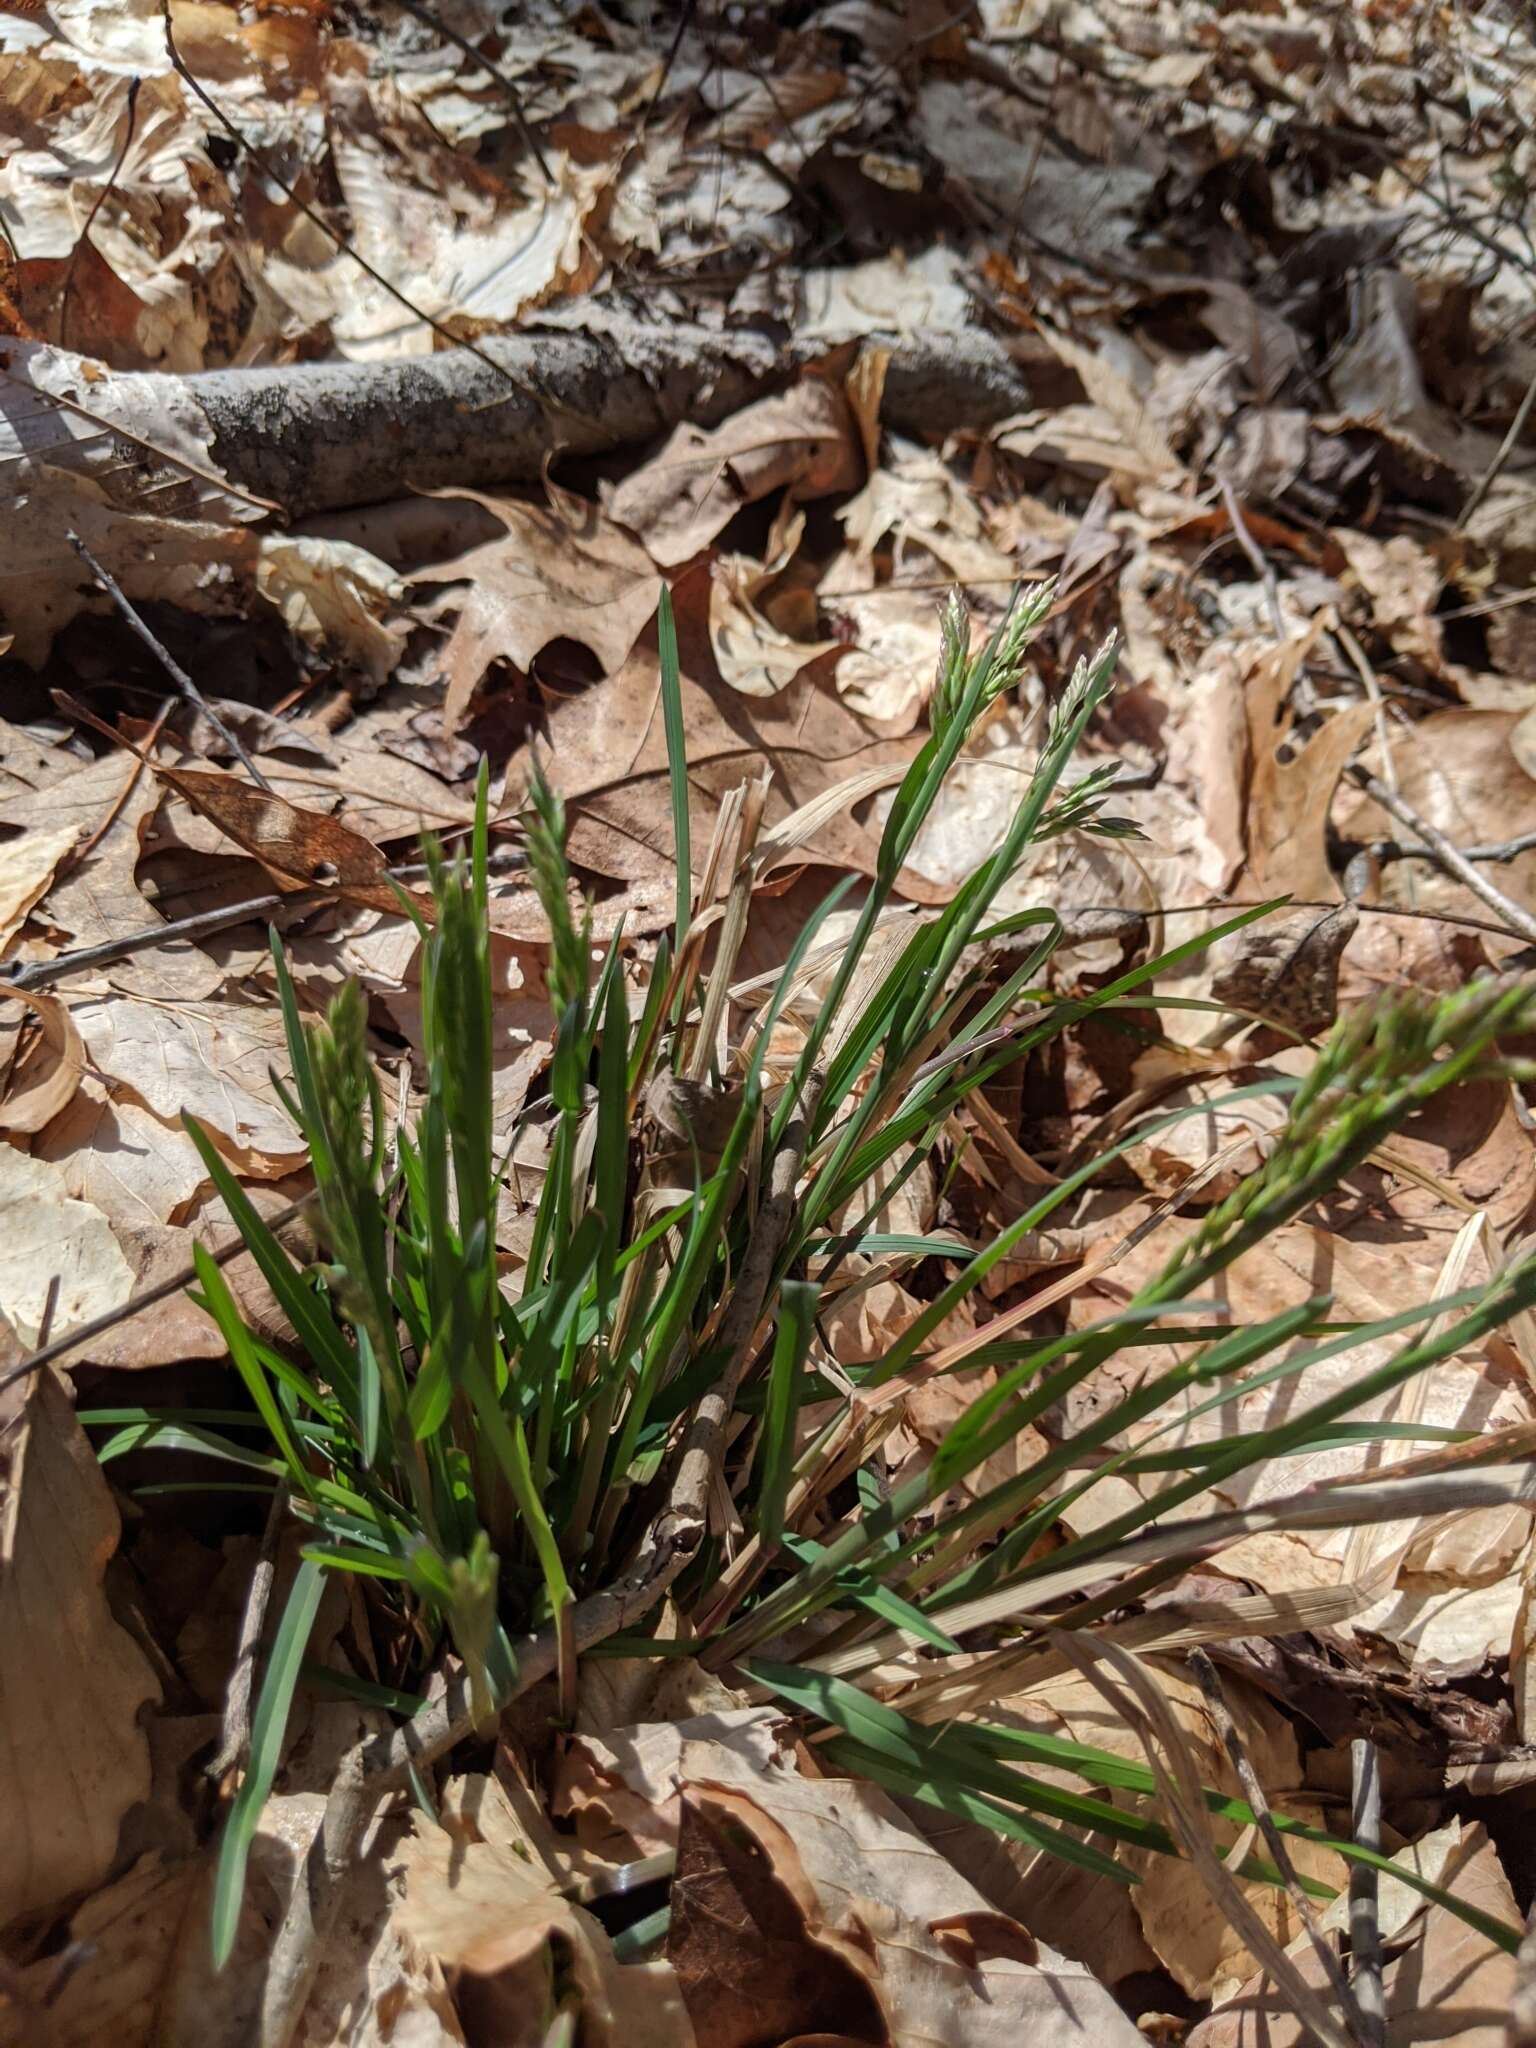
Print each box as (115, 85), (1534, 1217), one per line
(7, 317), (1046, 528)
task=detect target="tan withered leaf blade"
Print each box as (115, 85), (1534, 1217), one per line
(0, 1366), (161, 1927)
(395, 1822), (694, 2048)
(417, 483), (662, 730)
(965, 1664), (1341, 2003)
(665, 1736), (1143, 2047)
(607, 373), (862, 568)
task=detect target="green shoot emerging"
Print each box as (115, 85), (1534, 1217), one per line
(101, 585), (1536, 1964)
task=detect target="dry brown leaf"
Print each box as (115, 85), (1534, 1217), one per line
(0, 820), (82, 954)
(1236, 625), (1375, 901)
(68, 988), (308, 1166)
(553, 1709), (789, 1861)
(607, 374), (862, 567)
(709, 549), (839, 698)
(1188, 1820), (1516, 2046)
(0, 1142), (132, 1345)
(1068, 1201), (1534, 1669)
(151, 762), (424, 916)
(1207, 904), (1359, 1041)
(503, 567), (933, 918)
(396, 1823), (693, 2048)
(0, 750), (141, 865)
(666, 1736), (1143, 2046)
(978, 1665), (1341, 2001)
(38, 1078), (210, 1227)
(418, 484), (662, 728)
(1336, 527), (1446, 676)
(0, 717), (81, 800)
(0, 1367), (161, 1927)
(0, 985), (86, 1132)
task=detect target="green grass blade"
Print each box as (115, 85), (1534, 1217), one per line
(212, 1558), (326, 1967)
(755, 1280), (818, 1549)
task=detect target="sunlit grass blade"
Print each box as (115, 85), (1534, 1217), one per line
(212, 1557), (326, 1968)
(755, 1279), (817, 1549)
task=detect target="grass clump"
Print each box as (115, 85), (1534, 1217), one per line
(95, 582), (1536, 1961)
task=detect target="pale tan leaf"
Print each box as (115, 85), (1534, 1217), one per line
(0, 1369), (161, 1926)
(0, 986), (86, 1133)
(708, 550), (839, 697)
(607, 376), (861, 567)
(68, 990), (306, 1165)
(396, 1824), (694, 2048)
(0, 820), (82, 953)
(37, 1079), (210, 1227)
(668, 1737), (1144, 2046)
(419, 487), (661, 728)
(0, 1144), (132, 1345)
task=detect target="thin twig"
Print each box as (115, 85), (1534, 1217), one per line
(66, 533), (273, 791)
(638, 0), (700, 139)
(1345, 764), (1536, 945)
(209, 1480), (290, 1783)
(0, 848), (526, 995)
(1350, 1737), (1387, 2048)
(1458, 353), (1536, 531)
(1371, 829), (1536, 868)
(1189, 1648), (1366, 2031)
(1217, 472), (1286, 641)
(388, 0), (552, 183)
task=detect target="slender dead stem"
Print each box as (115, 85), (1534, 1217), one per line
(67, 534), (273, 790)
(1458, 354), (1536, 532)
(209, 1482), (291, 1783)
(1190, 1648), (1365, 2032)
(1349, 1738), (1387, 2048)
(1346, 764), (1536, 945)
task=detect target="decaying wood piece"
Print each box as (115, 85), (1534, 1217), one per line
(3, 316), (1044, 529)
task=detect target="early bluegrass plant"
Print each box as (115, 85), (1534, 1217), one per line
(96, 583), (1536, 1962)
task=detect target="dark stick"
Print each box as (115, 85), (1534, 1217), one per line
(1372, 829), (1536, 868)
(208, 1479), (290, 1783)
(389, 0), (553, 182)
(66, 533), (273, 791)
